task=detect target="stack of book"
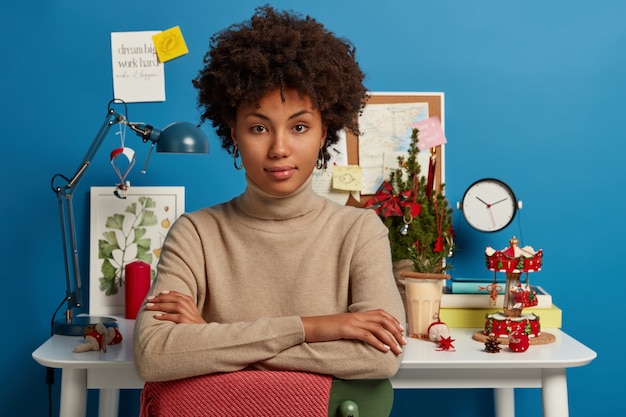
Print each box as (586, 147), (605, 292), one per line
(439, 278), (561, 328)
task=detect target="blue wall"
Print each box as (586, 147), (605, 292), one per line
(2, 1), (622, 416)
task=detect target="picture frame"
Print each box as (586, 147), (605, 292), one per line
(89, 186), (185, 316)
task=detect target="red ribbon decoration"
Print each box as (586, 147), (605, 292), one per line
(364, 181), (421, 218)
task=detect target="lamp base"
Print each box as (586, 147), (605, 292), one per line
(53, 316), (119, 336)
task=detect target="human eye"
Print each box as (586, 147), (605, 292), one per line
(250, 124), (267, 134)
(293, 123), (309, 134)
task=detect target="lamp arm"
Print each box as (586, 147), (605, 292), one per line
(127, 121), (155, 142)
(52, 108), (125, 318)
(64, 109), (125, 194)
(56, 190), (81, 315)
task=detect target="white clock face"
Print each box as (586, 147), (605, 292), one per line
(461, 179), (517, 232)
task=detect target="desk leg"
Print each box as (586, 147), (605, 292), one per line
(60, 368), (87, 417)
(542, 369), (569, 417)
(99, 389), (120, 417)
(494, 388), (515, 417)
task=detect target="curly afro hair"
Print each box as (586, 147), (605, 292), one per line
(192, 5), (368, 168)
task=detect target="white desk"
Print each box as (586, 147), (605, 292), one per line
(33, 318), (596, 417)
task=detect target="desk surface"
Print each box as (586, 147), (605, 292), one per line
(33, 318), (596, 373)
(32, 318), (597, 417)
(401, 329), (596, 369)
(33, 318), (137, 370)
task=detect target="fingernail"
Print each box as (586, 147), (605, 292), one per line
(147, 296), (155, 301)
(154, 313), (162, 318)
(146, 302), (154, 307)
(397, 344), (403, 352)
(160, 290), (170, 294)
(383, 344), (391, 351)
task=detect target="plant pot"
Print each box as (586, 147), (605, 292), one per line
(392, 259), (414, 311)
(399, 270), (449, 339)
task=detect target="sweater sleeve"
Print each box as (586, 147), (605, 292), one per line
(254, 210), (406, 379)
(133, 214), (307, 382)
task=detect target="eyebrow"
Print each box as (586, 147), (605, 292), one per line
(244, 109), (313, 121)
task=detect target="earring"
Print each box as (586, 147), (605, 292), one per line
(233, 146), (243, 170)
(315, 148), (325, 170)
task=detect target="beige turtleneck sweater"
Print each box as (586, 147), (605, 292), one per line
(134, 177), (405, 382)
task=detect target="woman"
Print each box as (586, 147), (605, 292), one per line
(134, 5), (406, 383)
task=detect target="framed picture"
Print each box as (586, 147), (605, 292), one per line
(89, 186), (185, 316)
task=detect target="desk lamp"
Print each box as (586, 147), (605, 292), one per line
(50, 99), (208, 336)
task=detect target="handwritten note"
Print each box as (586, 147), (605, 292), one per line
(332, 165), (362, 191)
(152, 26), (189, 63)
(411, 116), (447, 151)
(111, 31), (165, 103)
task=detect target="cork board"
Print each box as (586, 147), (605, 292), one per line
(346, 92), (445, 207)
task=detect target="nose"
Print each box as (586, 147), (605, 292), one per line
(268, 129), (290, 159)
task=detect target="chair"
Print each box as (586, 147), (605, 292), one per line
(328, 378), (394, 417)
(139, 370), (393, 417)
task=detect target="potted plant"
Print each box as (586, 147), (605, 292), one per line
(364, 128), (454, 337)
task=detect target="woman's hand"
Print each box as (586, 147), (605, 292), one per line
(145, 290), (206, 324)
(301, 310), (406, 355)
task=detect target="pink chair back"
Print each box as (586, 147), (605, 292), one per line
(140, 370), (333, 417)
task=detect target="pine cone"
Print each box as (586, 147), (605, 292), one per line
(484, 335), (501, 353)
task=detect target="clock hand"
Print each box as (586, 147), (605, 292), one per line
(475, 196), (490, 206)
(488, 206), (496, 227)
(490, 198), (508, 206)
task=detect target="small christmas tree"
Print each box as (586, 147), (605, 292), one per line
(365, 128), (454, 273)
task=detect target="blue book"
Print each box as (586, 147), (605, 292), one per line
(442, 285), (552, 308)
(450, 279), (506, 294)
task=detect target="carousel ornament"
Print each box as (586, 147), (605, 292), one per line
(473, 236), (555, 347)
(484, 236), (542, 317)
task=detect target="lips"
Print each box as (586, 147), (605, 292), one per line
(265, 166), (296, 180)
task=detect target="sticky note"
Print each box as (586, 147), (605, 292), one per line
(411, 116), (447, 150)
(152, 26), (189, 62)
(332, 165), (362, 191)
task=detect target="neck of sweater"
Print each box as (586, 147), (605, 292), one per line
(235, 175), (323, 221)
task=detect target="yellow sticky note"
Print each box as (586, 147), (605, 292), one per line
(152, 26), (189, 62)
(332, 165), (362, 191)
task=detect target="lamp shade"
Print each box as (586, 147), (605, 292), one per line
(153, 122), (209, 154)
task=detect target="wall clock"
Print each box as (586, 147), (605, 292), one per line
(459, 178), (520, 232)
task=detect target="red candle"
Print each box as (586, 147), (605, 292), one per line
(125, 261), (151, 319)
